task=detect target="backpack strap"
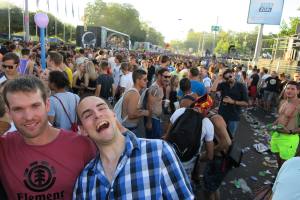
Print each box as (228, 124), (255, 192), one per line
(121, 88), (139, 121)
(52, 95), (73, 125)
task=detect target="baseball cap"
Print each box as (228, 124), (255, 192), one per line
(191, 94), (213, 113)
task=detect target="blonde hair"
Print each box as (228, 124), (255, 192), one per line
(85, 61), (97, 80)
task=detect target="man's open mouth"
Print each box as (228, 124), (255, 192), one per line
(96, 121), (110, 133)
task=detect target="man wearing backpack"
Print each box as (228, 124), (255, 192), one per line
(166, 95), (214, 185)
(121, 69), (149, 136)
(48, 71), (80, 131)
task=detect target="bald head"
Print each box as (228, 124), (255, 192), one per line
(77, 96), (107, 120)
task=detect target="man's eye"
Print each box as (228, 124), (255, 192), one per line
(12, 108), (22, 112)
(98, 106), (107, 111)
(84, 114), (92, 119)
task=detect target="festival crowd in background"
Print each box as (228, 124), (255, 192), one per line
(0, 40), (299, 200)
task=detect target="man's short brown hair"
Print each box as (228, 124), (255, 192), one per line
(3, 52), (20, 65)
(2, 76), (48, 108)
(48, 51), (63, 66)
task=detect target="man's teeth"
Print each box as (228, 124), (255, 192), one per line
(96, 121), (108, 131)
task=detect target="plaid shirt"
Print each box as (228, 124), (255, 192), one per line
(73, 131), (194, 200)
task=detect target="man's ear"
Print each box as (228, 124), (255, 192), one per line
(79, 125), (88, 136)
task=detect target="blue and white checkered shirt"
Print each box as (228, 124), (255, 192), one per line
(72, 131), (194, 200)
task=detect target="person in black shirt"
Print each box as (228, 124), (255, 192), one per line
(95, 60), (115, 105)
(249, 68), (259, 106)
(263, 71), (280, 111)
(278, 73), (288, 94)
(215, 69), (249, 137)
(147, 59), (155, 87)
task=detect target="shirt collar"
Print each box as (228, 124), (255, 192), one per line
(87, 131), (141, 173)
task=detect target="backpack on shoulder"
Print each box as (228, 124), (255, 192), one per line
(52, 95), (79, 132)
(140, 87), (149, 110)
(164, 108), (204, 162)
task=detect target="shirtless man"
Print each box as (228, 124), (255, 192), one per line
(146, 68), (170, 139)
(270, 81), (300, 168)
(122, 69), (149, 136)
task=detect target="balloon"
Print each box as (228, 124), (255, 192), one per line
(34, 13), (49, 28)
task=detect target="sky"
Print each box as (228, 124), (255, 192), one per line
(10, 0), (300, 42)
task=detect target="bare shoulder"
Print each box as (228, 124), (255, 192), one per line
(124, 89), (139, 101)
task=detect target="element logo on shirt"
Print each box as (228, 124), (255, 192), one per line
(23, 161), (56, 192)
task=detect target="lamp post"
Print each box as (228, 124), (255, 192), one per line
(34, 13), (49, 71)
(24, 0), (30, 42)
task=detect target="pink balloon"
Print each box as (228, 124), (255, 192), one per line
(34, 13), (49, 28)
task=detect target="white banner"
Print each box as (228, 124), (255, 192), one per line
(247, 0), (284, 25)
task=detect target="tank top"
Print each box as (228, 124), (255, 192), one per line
(18, 59), (30, 75)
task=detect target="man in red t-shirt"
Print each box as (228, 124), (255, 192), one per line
(0, 76), (96, 200)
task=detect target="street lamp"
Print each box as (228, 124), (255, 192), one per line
(34, 13), (49, 71)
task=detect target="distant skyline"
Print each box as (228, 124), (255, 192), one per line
(10, 0), (300, 42)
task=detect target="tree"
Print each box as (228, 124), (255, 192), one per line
(279, 17), (300, 36)
(84, 0), (164, 44)
(170, 39), (185, 53)
(0, 1), (23, 34)
(143, 25), (164, 45)
(0, 0), (75, 42)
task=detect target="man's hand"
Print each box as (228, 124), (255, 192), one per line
(142, 110), (149, 117)
(223, 96), (235, 104)
(277, 126), (290, 134)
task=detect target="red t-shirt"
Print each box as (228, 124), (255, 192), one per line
(0, 130), (96, 200)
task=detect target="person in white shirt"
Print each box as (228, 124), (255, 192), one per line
(271, 157), (300, 200)
(112, 55), (123, 85)
(169, 105), (214, 183)
(200, 66), (212, 94)
(119, 62), (133, 95)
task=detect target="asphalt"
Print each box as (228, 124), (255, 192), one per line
(196, 107), (278, 200)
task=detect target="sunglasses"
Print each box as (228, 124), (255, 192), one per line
(224, 75), (233, 80)
(2, 64), (15, 69)
(163, 75), (171, 79)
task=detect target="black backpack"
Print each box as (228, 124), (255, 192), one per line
(165, 108), (204, 162)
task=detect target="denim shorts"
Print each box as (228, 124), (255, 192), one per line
(145, 117), (162, 139)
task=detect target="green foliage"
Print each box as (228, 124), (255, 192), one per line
(142, 24), (164, 46)
(84, 0), (164, 44)
(279, 17), (300, 36)
(172, 28), (259, 57)
(0, 1), (76, 42)
(170, 29), (214, 54)
(0, 2), (23, 34)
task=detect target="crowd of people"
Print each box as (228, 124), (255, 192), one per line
(0, 40), (299, 200)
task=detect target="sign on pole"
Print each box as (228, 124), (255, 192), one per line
(211, 25), (220, 32)
(248, 0), (284, 63)
(247, 0), (284, 25)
